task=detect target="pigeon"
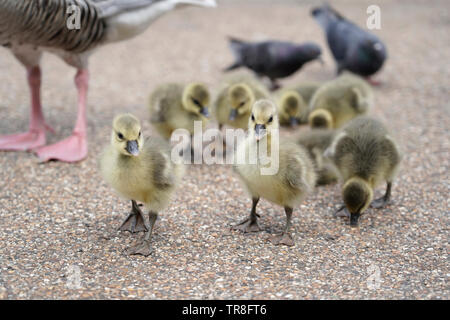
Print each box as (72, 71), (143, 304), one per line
(224, 37), (323, 90)
(0, 0), (216, 162)
(311, 4), (387, 83)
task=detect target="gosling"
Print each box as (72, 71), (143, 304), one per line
(150, 82), (210, 139)
(297, 129), (339, 186)
(276, 90), (307, 127)
(293, 82), (321, 123)
(308, 73), (373, 129)
(233, 99), (316, 246)
(214, 74), (269, 131)
(100, 114), (184, 256)
(324, 116), (402, 226)
(276, 82), (320, 127)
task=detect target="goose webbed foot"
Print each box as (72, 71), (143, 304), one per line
(118, 213), (147, 233)
(125, 240), (153, 257)
(370, 197), (389, 209)
(33, 132), (87, 162)
(231, 197), (261, 233)
(370, 182), (391, 209)
(231, 215), (262, 233)
(268, 233), (294, 246)
(0, 129), (47, 151)
(334, 205), (350, 218)
(118, 201), (147, 233)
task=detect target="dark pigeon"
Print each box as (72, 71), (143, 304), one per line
(224, 37), (323, 90)
(311, 4), (387, 82)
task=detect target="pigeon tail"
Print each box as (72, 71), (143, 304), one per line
(223, 36), (246, 72)
(311, 3), (345, 29)
(324, 3), (345, 21)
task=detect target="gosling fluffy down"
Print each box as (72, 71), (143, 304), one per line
(150, 82), (210, 139)
(100, 114), (184, 256)
(276, 82), (320, 126)
(297, 129), (339, 186)
(214, 73), (269, 130)
(308, 73), (373, 129)
(233, 99), (316, 246)
(276, 90), (306, 127)
(325, 116), (402, 226)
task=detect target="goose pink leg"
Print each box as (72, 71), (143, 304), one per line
(0, 66), (53, 151)
(33, 69), (89, 162)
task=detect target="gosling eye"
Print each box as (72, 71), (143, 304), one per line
(251, 114), (255, 121)
(138, 131), (141, 137)
(191, 97), (201, 107)
(239, 101), (246, 107)
(117, 132), (124, 140)
(268, 116), (273, 123)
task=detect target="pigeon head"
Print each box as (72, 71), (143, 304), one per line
(298, 42), (322, 62)
(358, 38), (387, 64)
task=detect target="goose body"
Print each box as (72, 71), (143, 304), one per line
(0, 0), (216, 162)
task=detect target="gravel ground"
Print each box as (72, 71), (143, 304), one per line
(0, 0), (448, 299)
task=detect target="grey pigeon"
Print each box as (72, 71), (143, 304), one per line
(224, 37), (323, 90)
(311, 4), (387, 82)
(0, 0), (216, 162)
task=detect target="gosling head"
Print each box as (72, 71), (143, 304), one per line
(280, 90), (306, 127)
(249, 99), (279, 141)
(308, 108), (333, 129)
(342, 177), (373, 226)
(228, 83), (254, 121)
(182, 83), (210, 118)
(111, 113), (144, 157)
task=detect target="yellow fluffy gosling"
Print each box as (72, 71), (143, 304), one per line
(233, 99), (316, 246)
(100, 114), (184, 256)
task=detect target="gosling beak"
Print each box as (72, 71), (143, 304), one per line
(229, 109), (237, 121)
(200, 107), (209, 118)
(254, 124), (266, 141)
(289, 116), (299, 127)
(126, 140), (139, 156)
(350, 212), (361, 226)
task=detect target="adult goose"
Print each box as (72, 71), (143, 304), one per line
(0, 0), (216, 162)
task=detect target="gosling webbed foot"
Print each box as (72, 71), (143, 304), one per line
(334, 205), (350, 218)
(231, 217), (262, 233)
(118, 212), (147, 233)
(269, 233), (294, 246)
(126, 240), (153, 257)
(370, 197), (389, 209)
